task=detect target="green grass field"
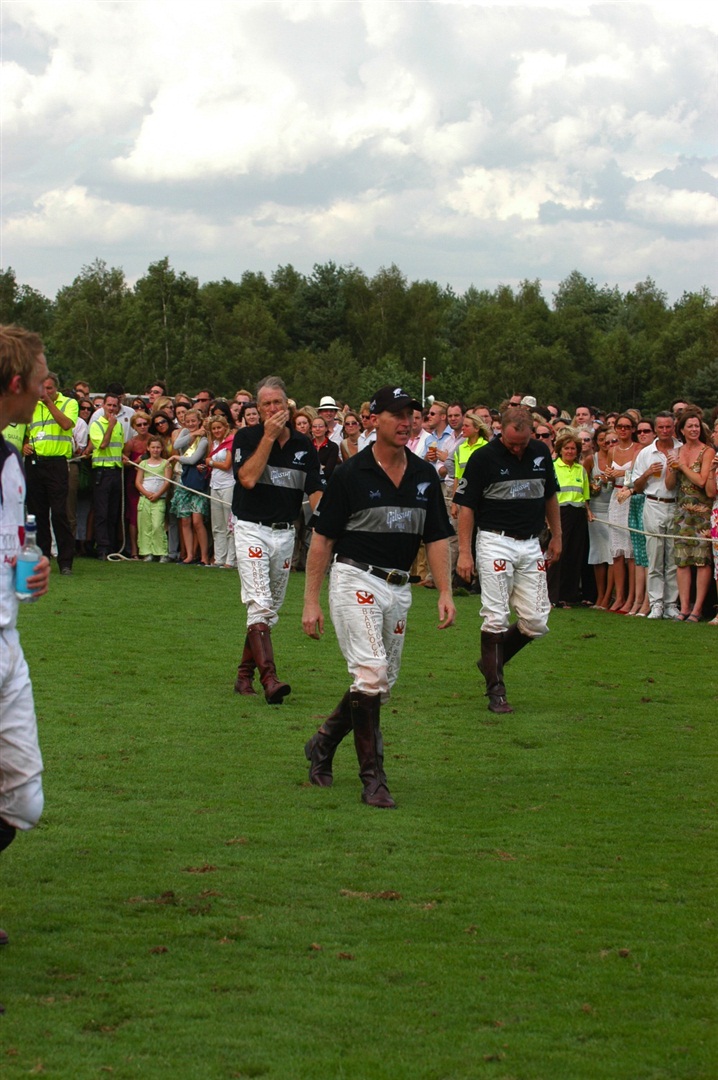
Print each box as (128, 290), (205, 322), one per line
(1, 562), (715, 1079)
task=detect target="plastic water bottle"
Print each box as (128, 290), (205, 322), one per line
(15, 514), (42, 602)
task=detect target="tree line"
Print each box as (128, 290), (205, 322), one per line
(1, 258), (716, 412)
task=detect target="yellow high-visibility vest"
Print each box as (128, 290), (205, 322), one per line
(27, 394), (77, 458)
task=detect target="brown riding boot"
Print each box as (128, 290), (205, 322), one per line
(247, 622), (291, 705)
(478, 630), (514, 714)
(502, 622), (533, 664)
(234, 635), (258, 695)
(304, 691), (353, 786)
(350, 691), (396, 808)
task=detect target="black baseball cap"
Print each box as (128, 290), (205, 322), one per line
(369, 386), (422, 415)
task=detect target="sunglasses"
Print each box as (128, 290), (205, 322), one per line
(615, 424), (633, 430)
(536, 431), (552, 439)
(344, 421), (359, 427)
(637, 428), (653, 434)
(605, 439), (619, 445)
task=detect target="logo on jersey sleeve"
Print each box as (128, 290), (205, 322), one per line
(248, 546), (263, 559)
(234, 448), (243, 464)
(356, 591), (375, 605)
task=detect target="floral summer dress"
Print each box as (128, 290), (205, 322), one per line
(673, 447), (712, 567)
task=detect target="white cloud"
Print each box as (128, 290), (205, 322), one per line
(1, 185), (214, 249)
(626, 182), (718, 227)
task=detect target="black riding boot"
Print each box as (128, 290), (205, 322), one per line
(478, 631), (514, 714)
(304, 691), (353, 786)
(350, 691), (396, 808)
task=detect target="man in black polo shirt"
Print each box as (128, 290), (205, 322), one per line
(232, 376), (323, 704)
(455, 405), (562, 714)
(301, 385), (455, 808)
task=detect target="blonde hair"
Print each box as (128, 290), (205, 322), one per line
(0, 324), (44, 394)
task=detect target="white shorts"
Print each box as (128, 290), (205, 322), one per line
(234, 521), (295, 628)
(328, 562), (413, 700)
(476, 531), (551, 637)
(0, 628), (44, 830)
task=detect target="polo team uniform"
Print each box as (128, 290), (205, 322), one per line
(549, 457), (590, 606)
(89, 415), (124, 558)
(0, 436), (44, 837)
(232, 424), (323, 628)
(455, 437), (557, 637)
(25, 394), (77, 571)
(313, 446), (452, 698)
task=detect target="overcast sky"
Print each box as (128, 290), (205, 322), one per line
(2, 0), (716, 304)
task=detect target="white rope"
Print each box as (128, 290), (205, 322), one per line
(589, 512), (714, 545)
(107, 459), (229, 562)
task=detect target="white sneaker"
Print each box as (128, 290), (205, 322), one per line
(664, 603), (681, 620)
(647, 604), (664, 619)
(159, 556), (171, 563)
(142, 554), (153, 562)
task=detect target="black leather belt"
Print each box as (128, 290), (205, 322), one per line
(484, 529), (538, 541)
(334, 555), (418, 586)
(645, 494), (675, 504)
(270, 522), (294, 530)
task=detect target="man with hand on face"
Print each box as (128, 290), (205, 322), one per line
(302, 386), (455, 809)
(455, 405), (562, 715)
(0, 325), (52, 985)
(232, 376), (324, 704)
(23, 371), (77, 576)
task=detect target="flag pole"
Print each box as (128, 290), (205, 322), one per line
(421, 357), (426, 407)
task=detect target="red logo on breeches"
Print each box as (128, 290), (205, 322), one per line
(283, 559), (290, 569)
(356, 591), (375, 605)
(393, 620), (406, 635)
(537, 559), (547, 572)
(493, 559), (507, 572)
(248, 546), (263, 558)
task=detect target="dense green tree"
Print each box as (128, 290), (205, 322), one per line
(199, 276), (288, 393)
(125, 258), (211, 394)
(682, 359), (718, 410)
(0, 267), (54, 336)
(2, 260), (715, 411)
(49, 259), (130, 387)
(296, 261), (349, 352)
(646, 288), (718, 412)
(289, 340), (362, 407)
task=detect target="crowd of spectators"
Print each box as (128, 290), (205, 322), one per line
(6, 379), (718, 623)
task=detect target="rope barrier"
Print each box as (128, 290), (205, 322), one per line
(588, 512), (714, 545)
(99, 460), (716, 561)
(106, 458), (227, 562)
